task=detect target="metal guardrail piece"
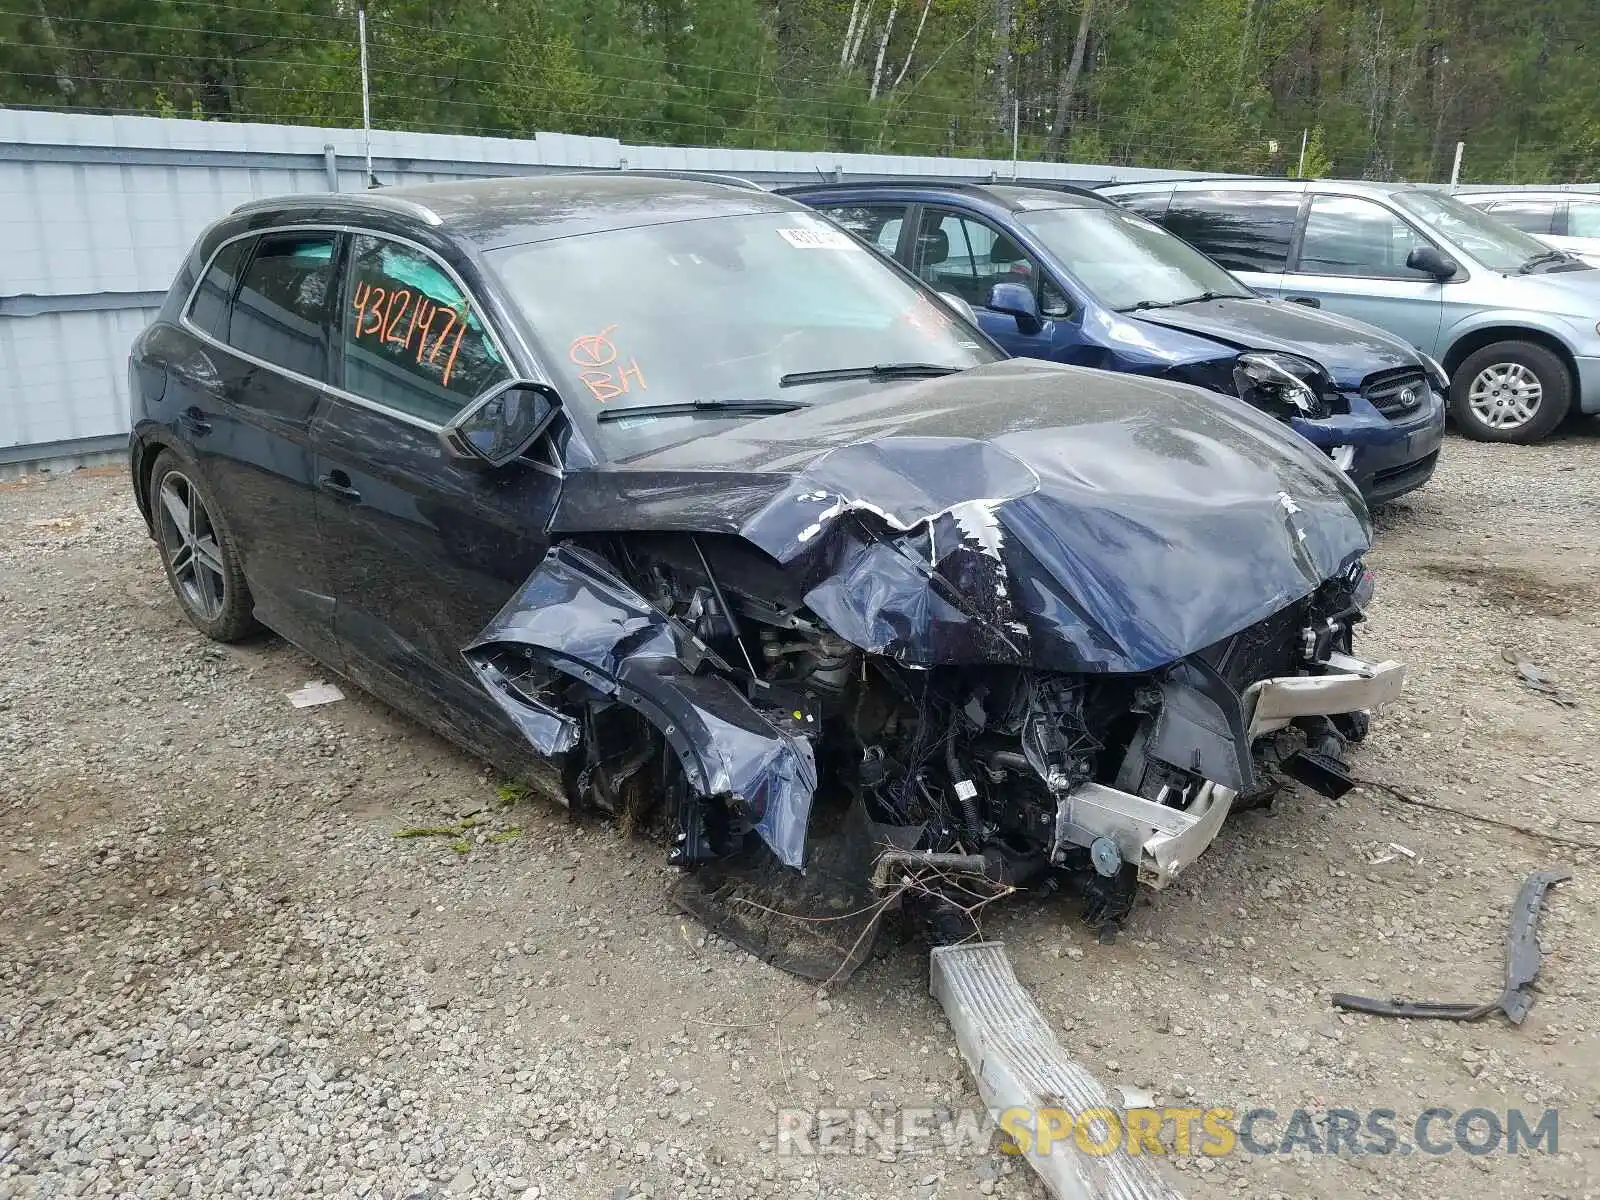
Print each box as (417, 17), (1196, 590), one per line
(931, 942), (1186, 1200)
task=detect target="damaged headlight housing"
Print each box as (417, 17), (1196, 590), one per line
(1232, 351), (1333, 420)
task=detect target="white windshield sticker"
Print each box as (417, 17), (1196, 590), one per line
(778, 227), (857, 250)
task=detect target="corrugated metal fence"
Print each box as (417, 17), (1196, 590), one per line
(1, 108), (1198, 472)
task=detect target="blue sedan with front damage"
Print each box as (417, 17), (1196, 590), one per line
(785, 180), (1446, 506)
(127, 175), (1406, 972)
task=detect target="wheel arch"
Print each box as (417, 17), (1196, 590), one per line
(1442, 325), (1577, 393)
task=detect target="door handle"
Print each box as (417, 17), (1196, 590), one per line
(1285, 295), (1322, 308)
(178, 405), (212, 435)
(317, 471), (362, 502)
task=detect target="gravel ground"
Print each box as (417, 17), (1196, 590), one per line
(2, 427), (1598, 1200)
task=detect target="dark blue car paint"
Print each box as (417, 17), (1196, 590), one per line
(785, 182), (1445, 503)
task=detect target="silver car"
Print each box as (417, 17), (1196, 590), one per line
(1456, 189), (1600, 268)
(1102, 178), (1600, 443)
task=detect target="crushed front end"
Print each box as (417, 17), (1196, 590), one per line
(464, 421), (1404, 950)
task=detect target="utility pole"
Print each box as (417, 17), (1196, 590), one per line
(358, 2), (374, 187)
(1011, 97), (1020, 180)
(1449, 140), (1464, 189)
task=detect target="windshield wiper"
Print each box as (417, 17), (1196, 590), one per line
(1168, 290), (1236, 306)
(1517, 250), (1569, 274)
(1120, 290), (1235, 313)
(779, 362), (962, 388)
(595, 398), (805, 423)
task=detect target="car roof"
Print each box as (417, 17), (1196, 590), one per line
(1458, 188), (1600, 201)
(233, 174), (801, 251)
(778, 179), (1113, 212)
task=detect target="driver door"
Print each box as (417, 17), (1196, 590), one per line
(311, 231), (561, 752)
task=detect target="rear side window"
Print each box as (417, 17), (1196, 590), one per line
(186, 239), (250, 342)
(341, 235), (509, 425)
(817, 204), (908, 255)
(228, 234), (337, 382)
(1482, 200), (1557, 235)
(1161, 189), (1301, 273)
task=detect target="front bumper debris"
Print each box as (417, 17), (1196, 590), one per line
(1054, 780), (1237, 889)
(1052, 648), (1404, 890)
(1244, 650), (1406, 739)
(1332, 866), (1571, 1024)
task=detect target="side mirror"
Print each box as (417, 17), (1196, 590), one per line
(441, 379), (560, 468)
(937, 291), (979, 325)
(1406, 245), (1458, 280)
(987, 281), (1043, 333)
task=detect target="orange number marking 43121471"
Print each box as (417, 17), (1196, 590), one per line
(352, 279), (471, 389)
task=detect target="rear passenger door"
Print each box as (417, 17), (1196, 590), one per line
(1278, 194), (1445, 351)
(310, 231), (560, 756)
(908, 207), (1065, 358)
(174, 229), (342, 663)
(1157, 189), (1301, 298)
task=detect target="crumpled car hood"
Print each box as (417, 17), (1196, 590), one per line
(1129, 297), (1420, 391)
(566, 360), (1372, 673)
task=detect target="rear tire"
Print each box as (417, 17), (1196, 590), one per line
(1449, 340), (1571, 443)
(149, 450), (259, 642)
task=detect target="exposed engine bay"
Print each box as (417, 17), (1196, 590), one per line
(460, 384), (1407, 971)
(465, 523), (1404, 959)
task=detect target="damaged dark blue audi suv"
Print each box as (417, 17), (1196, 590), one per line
(128, 174), (1406, 971)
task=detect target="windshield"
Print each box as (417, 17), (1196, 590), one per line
(487, 210), (999, 457)
(1017, 204), (1251, 310)
(1390, 190), (1563, 272)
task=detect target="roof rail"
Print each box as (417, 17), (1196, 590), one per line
(232, 190), (443, 226)
(553, 167), (766, 191)
(773, 179), (999, 198)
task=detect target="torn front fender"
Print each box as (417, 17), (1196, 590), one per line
(463, 544), (818, 867)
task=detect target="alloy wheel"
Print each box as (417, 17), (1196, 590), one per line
(156, 471), (227, 621)
(1467, 362), (1543, 430)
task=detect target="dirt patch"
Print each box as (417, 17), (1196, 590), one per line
(1415, 556), (1597, 619)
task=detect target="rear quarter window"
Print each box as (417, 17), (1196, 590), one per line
(186, 239), (250, 342)
(1161, 189), (1301, 273)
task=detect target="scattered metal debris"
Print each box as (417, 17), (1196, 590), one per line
(1365, 840), (1420, 866)
(286, 680), (345, 708)
(1503, 649), (1580, 708)
(931, 941), (1185, 1200)
(1332, 866), (1571, 1024)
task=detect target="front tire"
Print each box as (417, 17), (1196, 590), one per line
(1449, 340), (1571, 443)
(149, 450), (259, 642)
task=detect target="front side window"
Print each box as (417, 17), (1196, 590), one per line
(1017, 204), (1250, 312)
(187, 239), (250, 342)
(228, 233), (337, 381)
(1160, 190), (1301, 273)
(1565, 201), (1600, 238)
(1299, 195), (1431, 278)
(486, 210), (998, 458)
(911, 210), (1068, 314)
(1482, 200), (1557, 235)
(817, 204), (908, 255)
(341, 236), (509, 424)
(1390, 190), (1554, 272)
